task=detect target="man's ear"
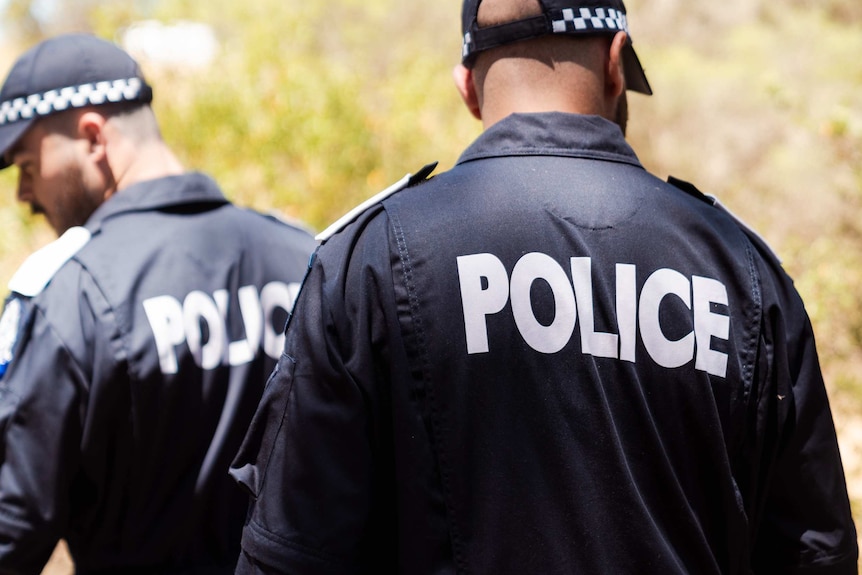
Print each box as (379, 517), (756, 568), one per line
(77, 111), (108, 161)
(606, 32), (627, 100)
(453, 64), (482, 120)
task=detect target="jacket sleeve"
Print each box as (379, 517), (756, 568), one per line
(230, 210), (396, 575)
(0, 296), (85, 574)
(749, 256), (858, 574)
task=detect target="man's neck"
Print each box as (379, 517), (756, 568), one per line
(112, 141), (185, 194)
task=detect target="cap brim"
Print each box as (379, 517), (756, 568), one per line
(0, 119), (34, 169)
(623, 43), (652, 96)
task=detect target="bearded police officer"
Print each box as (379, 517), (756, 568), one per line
(230, 0), (858, 573)
(0, 34), (316, 574)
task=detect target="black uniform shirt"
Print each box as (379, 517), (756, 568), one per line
(231, 113), (857, 574)
(0, 173), (316, 574)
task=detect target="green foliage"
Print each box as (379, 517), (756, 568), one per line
(86, 0), (475, 228)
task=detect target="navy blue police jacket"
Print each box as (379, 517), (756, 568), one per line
(231, 113), (858, 574)
(0, 172), (316, 574)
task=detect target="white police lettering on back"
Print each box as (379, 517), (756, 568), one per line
(457, 252), (730, 378)
(143, 281), (301, 375)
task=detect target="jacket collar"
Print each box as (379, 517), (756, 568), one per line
(457, 112), (644, 169)
(85, 172), (229, 234)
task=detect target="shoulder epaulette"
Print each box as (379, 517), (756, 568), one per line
(315, 162), (438, 242)
(668, 176), (781, 264)
(7, 226), (92, 297)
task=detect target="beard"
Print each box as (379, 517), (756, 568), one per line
(39, 165), (102, 236)
(29, 202), (45, 217)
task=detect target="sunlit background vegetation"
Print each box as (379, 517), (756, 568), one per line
(0, 0), (859, 573)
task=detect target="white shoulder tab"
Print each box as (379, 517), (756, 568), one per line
(315, 163), (437, 242)
(8, 226), (92, 297)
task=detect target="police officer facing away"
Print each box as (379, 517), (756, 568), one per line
(231, 0), (857, 573)
(0, 34), (316, 574)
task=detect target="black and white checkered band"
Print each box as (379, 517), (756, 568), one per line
(0, 77), (151, 126)
(463, 6), (631, 61)
(551, 7), (628, 34)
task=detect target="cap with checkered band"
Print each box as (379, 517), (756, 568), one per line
(461, 0), (652, 95)
(0, 33), (154, 170)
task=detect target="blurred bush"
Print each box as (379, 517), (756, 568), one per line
(99, 0), (476, 228)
